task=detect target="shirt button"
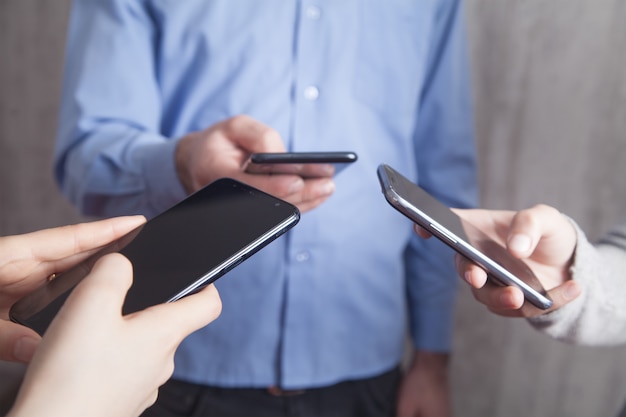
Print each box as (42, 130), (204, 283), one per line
(295, 251), (310, 262)
(303, 86), (319, 101)
(305, 6), (321, 20)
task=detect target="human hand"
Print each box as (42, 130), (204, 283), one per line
(0, 216), (146, 363)
(175, 115), (335, 212)
(8, 252), (222, 417)
(396, 351), (450, 417)
(415, 204), (582, 317)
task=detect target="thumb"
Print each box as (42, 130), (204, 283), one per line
(137, 284), (223, 339)
(507, 204), (570, 258)
(0, 320), (41, 363)
(506, 211), (543, 258)
(221, 115), (285, 153)
(60, 253), (133, 321)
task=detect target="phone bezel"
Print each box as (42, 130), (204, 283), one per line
(249, 151), (357, 164)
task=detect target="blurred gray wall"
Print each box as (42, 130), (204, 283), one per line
(456, 1), (626, 416)
(0, 1), (83, 413)
(1, 1), (625, 416)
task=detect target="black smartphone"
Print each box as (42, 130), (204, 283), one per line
(244, 151), (358, 177)
(10, 178), (301, 335)
(377, 163), (553, 310)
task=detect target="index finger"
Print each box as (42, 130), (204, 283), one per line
(2, 216), (145, 270)
(413, 223), (432, 239)
(454, 253), (488, 288)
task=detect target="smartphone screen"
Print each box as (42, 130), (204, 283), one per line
(244, 151), (358, 177)
(10, 178), (300, 335)
(377, 163), (553, 310)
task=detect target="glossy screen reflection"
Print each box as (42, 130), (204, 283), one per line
(10, 178), (300, 335)
(377, 163), (552, 309)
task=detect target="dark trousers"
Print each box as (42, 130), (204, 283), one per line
(141, 366), (401, 417)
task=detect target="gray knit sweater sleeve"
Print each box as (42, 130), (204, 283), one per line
(527, 218), (626, 346)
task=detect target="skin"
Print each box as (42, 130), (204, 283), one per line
(403, 204), (584, 416)
(396, 351), (450, 417)
(415, 204), (582, 318)
(1, 217), (222, 417)
(0, 216), (146, 362)
(176, 115), (449, 416)
(175, 114), (336, 213)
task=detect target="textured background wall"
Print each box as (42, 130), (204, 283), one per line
(455, 1), (626, 416)
(0, 1), (82, 412)
(1, 1), (626, 416)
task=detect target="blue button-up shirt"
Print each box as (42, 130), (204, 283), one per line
(55, 0), (477, 389)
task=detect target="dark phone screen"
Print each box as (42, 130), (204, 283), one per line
(10, 178), (300, 335)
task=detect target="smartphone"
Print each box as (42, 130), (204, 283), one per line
(377, 163), (553, 310)
(10, 178), (301, 335)
(245, 151), (358, 177)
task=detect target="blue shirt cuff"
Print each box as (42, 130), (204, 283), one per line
(136, 137), (187, 216)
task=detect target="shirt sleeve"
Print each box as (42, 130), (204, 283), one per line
(528, 218), (626, 346)
(54, 0), (186, 218)
(405, 0), (479, 352)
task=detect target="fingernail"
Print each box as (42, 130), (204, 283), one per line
(14, 336), (39, 363)
(120, 215), (146, 228)
(288, 178), (305, 193)
(320, 180), (335, 195)
(464, 270), (484, 288)
(508, 234), (531, 254)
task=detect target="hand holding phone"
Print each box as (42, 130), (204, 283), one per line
(10, 178), (300, 335)
(8, 253), (222, 417)
(244, 151), (357, 177)
(448, 205), (581, 316)
(377, 163), (553, 310)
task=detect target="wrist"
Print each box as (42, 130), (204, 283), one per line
(174, 134), (194, 194)
(409, 350), (450, 374)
